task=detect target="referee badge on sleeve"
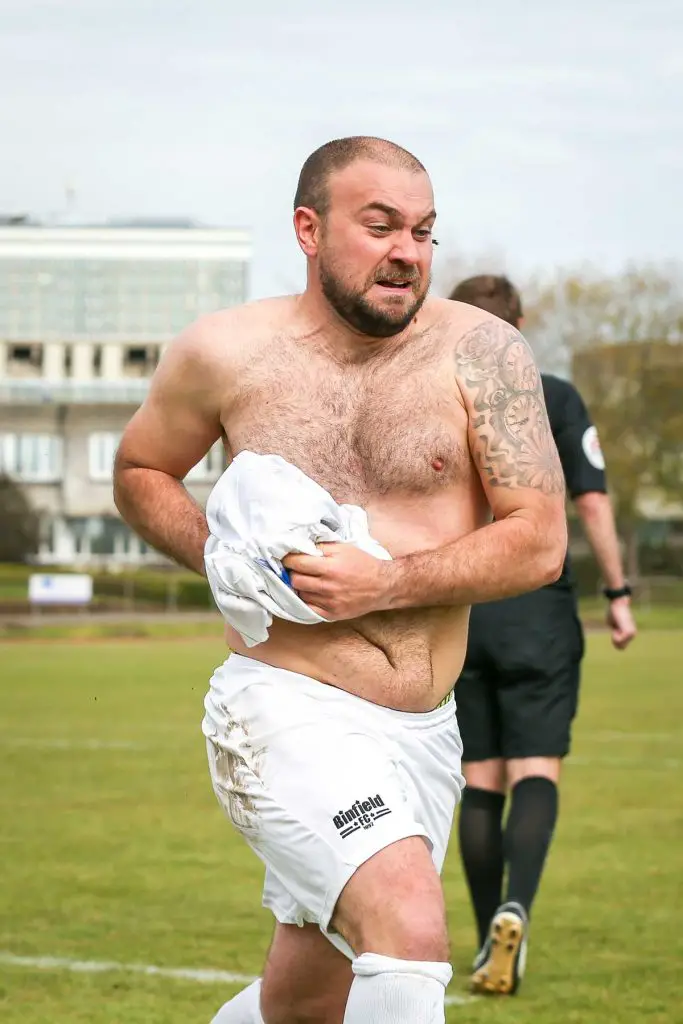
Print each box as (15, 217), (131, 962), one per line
(582, 426), (605, 470)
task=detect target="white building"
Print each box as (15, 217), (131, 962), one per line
(0, 218), (250, 565)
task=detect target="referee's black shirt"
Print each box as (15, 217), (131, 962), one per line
(539, 373), (607, 590)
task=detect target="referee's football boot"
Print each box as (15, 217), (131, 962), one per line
(471, 901), (528, 995)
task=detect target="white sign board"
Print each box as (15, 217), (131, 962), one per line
(28, 574), (93, 606)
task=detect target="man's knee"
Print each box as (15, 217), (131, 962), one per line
(346, 900), (450, 963)
(332, 837), (450, 962)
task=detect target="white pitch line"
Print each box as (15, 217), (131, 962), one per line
(0, 951), (473, 1006)
(0, 951), (255, 986)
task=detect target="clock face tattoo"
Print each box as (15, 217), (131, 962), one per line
(453, 319), (564, 495)
(504, 392), (543, 441)
(501, 339), (539, 392)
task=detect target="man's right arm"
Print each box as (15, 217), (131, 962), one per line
(113, 320), (225, 575)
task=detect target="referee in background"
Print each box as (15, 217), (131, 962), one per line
(450, 275), (637, 996)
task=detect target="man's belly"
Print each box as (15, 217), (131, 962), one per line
(224, 605), (470, 713)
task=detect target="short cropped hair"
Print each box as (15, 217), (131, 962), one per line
(449, 274), (523, 327)
(294, 136), (426, 216)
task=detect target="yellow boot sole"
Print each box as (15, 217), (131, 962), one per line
(471, 911), (525, 995)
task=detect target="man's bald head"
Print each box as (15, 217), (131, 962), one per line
(294, 136), (427, 216)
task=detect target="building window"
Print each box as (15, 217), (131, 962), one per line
(123, 345), (159, 377)
(88, 432), (121, 481)
(185, 442), (225, 482)
(0, 433), (63, 482)
(11, 345), (33, 362)
(7, 344), (43, 376)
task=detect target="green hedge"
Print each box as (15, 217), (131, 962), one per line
(0, 565), (214, 609)
(571, 552), (683, 598)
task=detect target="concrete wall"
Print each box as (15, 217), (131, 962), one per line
(1, 401), (222, 522)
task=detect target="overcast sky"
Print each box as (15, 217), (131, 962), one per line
(2, 0), (681, 298)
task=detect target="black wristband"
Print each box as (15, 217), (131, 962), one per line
(603, 584), (632, 600)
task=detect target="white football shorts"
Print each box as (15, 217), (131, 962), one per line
(202, 653), (465, 959)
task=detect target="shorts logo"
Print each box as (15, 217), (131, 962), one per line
(333, 794), (392, 839)
(582, 426), (605, 470)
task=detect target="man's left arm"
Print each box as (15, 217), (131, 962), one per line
(381, 318), (568, 608)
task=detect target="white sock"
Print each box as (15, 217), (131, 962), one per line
(210, 980), (264, 1023)
(343, 953), (452, 1023)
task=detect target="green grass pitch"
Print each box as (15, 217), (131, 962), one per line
(1, 632), (681, 1023)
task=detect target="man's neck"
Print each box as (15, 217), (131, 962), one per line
(294, 287), (422, 364)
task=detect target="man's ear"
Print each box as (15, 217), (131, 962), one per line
(293, 207), (321, 257)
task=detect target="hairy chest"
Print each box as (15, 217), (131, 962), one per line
(224, 346), (470, 502)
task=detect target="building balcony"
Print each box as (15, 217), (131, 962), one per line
(0, 378), (150, 405)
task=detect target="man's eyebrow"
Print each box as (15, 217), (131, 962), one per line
(359, 202), (437, 224)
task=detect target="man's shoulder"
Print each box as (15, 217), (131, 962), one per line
(167, 295), (299, 362)
(429, 297), (510, 346)
(432, 298), (524, 371)
(431, 296), (499, 329)
(189, 295), (298, 335)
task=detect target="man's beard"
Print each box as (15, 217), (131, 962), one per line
(319, 258), (430, 339)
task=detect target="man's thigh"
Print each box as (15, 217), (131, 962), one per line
(261, 922), (352, 1024)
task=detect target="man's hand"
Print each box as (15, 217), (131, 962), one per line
(283, 543), (392, 620)
(607, 597), (637, 651)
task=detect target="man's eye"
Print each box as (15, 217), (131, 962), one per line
(369, 224), (392, 234)
(414, 228), (432, 240)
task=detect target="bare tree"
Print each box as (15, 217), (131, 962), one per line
(526, 263), (683, 579)
(0, 474), (40, 563)
(572, 340), (683, 579)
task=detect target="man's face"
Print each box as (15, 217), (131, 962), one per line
(314, 160), (436, 338)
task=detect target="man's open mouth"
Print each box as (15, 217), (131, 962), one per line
(375, 279), (413, 290)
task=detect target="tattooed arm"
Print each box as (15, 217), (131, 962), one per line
(382, 317), (568, 607)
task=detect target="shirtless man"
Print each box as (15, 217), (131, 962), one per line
(113, 136), (567, 1024)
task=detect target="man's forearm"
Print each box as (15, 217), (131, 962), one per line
(383, 513), (566, 610)
(574, 492), (626, 589)
(113, 466), (210, 576)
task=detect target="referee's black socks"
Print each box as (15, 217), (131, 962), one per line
(504, 776), (559, 917)
(458, 787), (506, 948)
(459, 777), (559, 949)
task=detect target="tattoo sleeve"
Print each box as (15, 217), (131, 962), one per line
(455, 320), (565, 495)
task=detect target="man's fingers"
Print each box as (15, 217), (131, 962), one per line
(612, 628), (635, 650)
(282, 553), (326, 575)
(288, 573), (331, 595)
(283, 543), (343, 573)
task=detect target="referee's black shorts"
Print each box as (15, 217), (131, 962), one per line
(455, 588), (585, 762)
